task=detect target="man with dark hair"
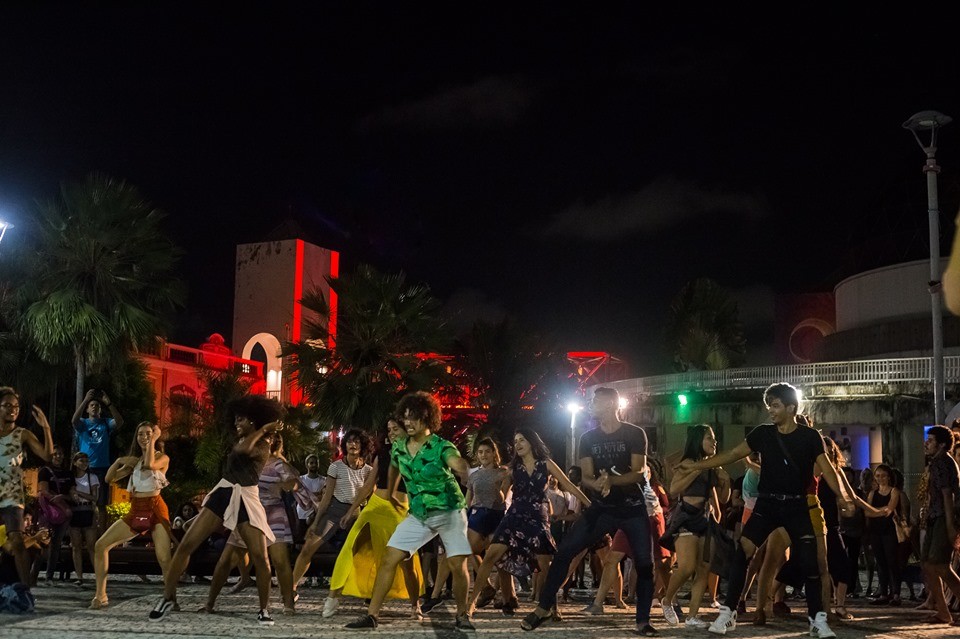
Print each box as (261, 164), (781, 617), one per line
(521, 386), (656, 635)
(346, 391), (473, 630)
(0, 386), (54, 585)
(919, 425), (960, 624)
(72, 389), (124, 528)
(677, 382), (854, 638)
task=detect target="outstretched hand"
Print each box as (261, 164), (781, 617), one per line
(31, 405), (51, 430)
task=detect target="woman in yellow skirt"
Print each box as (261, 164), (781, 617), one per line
(322, 418), (423, 618)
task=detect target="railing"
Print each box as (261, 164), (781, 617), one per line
(141, 341), (264, 379)
(597, 356), (960, 397)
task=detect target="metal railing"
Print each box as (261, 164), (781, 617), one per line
(597, 356), (960, 397)
(141, 340), (264, 379)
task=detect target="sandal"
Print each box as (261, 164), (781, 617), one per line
(89, 597), (108, 610)
(834, 607), (854, 620)
(521, 610), (551, 631)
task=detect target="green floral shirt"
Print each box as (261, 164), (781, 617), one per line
(391, 433), (466, 521)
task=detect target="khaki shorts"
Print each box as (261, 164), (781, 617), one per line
(388, 509), (472, 558)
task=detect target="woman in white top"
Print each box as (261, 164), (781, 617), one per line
(69, 451), (100, 586)
(292, 428), (373, 592)
(90, 422), (171, 609)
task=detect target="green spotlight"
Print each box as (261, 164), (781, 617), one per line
(678, 394), (688, 406)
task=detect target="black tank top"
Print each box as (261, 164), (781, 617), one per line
(869, 490), (894, 534)
(376, 446), (406, 494)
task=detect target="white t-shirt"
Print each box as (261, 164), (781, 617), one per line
(327, 459), (372, 504)
(295, 474), (326, 519)
(74, 472), (101, 505)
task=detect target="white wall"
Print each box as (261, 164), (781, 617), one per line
(835, 258), (947, 331)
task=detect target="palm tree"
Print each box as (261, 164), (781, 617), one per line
(18, 173), (184, 404)
(666, 278), (746, 371)
(284, 264), (453, 433)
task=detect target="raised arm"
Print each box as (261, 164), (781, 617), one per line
(105, 456), (138, 484)
(101, 392), (124, 430)
(234, 421), (281, 454)
(22, 406), (54, 462)
(72, 390), (95, 428)
(142, 426), (169, 472)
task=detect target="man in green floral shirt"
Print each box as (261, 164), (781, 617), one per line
(346, 391), (473, 631)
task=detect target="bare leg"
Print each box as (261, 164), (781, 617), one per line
(206, 545), (241, 611)
(593, 550), (626, 607)
(400, 558), (422, 609)
(467, 544), (508, 612)
(448, 554), (471, 616)
(688, 560), (711, 618)
(92, 519), (138, 605)
(366, 547), (408, 617)
(163, 508), (225, 601)
(663, 534), (703, 611)
(70, 528), (85, 582)
(235, 522), (272, 611)
(269, 543), (294, 610)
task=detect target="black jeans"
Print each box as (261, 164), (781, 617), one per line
(841, 533), (862, 593)
(872, 529), (901, 598)
(537, 504), (654, 624)
(44, 520), (71, 580)
(725, 496), (822, 617)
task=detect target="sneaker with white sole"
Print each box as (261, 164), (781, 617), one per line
(258, 609), (275, 626)
(686, 616), (708, 629)
(662, 602), (680, 626)
(322, 597), (340, 618)
(708, 605), (737, 635)
(148, 598), (175, 621)
(808, 612), (836, 638)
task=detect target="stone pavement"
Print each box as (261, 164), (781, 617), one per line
(0, 582), (956, 639)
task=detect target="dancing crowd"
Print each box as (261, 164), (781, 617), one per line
(1, 382), (960, 636)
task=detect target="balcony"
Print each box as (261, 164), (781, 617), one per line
(597, 356), (960, 398)
(141, 339), (264, 380)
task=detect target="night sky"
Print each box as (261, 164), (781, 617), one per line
(2, 5), (959, 375)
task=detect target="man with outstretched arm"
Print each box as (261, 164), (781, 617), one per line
(677, 382), (854, 638)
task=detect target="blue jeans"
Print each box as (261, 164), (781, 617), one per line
(537, 504), (654, 625)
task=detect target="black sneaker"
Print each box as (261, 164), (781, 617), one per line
(456, 614), (476, 631)
(420, 596), (444, 613)
(346, 614), (379, 629)
(148, 598), (175, 621)
(258, 609), (275, 626)
(476, 584), (497, 609)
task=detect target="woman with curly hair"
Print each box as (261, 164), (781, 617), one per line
(148, 395), (282, 626)
(292, 427), (373, 595)
(466, 428), (589, 618)
(91, 423), (171, 609)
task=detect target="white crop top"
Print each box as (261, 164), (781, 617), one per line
(127, 459), (169, 493)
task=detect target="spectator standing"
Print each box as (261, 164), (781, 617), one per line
(36, 446), (74, 585)
(72, 389), (124, 530)
(919, 426), (960, 625)
(68, 451), (100, 586)
(294, 454), (326, 543)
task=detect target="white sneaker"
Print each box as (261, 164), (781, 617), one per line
(809, 612), (836, 638)
(686, 616), (708, 629)
(662, 602), (680, 626)
(708, 605), (737, 635)
(322, 597), (340, 618)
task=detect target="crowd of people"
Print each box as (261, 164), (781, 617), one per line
(1, 382), (960, 636)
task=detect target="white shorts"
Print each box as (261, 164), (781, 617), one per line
(388, 509), (472, 558)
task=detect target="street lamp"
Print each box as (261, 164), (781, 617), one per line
(0, 220), (11, 248)
(566, 402), (582, 469)
(903, 110), (952, 423)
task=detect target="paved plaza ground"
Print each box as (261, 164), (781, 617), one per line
(1, 581), (955, 639)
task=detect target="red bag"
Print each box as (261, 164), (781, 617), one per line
(128, 501), (155, 533)
(39, 493), (72, 526)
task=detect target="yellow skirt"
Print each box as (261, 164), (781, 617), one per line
(330, 492), (423, 600)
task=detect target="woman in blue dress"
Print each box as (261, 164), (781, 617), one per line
(466, 428), (589, 617)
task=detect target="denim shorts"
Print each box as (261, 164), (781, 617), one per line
(467, 506), (505, 536)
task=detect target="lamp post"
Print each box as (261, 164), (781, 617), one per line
(903, 110), (952, 424)
(566, 402), (582, 469)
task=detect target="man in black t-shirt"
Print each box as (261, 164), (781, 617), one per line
(521, 387), (656, 636)
(678, 383), (853, 638)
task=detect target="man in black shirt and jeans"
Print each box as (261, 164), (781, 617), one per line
(678, 383), (854, 638)
(521, 386), (656, 636)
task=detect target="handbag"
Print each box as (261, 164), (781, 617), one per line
(128, 500), (156, 533)
(893, 513), (911, 544)
(38, 493), (72, 526)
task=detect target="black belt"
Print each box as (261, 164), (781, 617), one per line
(759, 492), (806, 501)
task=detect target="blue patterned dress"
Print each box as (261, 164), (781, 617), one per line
(492, 459), (557, 577)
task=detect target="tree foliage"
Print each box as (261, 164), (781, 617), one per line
(666, 277), (746, 371)
(284, 264), (453, 433)
(16, 173), (184, 404)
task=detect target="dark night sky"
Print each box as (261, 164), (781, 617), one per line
(2, 5), (960, 374)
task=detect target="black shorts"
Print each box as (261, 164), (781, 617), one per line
(742, 496), (816, 548)
(467, 507), (505, 536)
(203, 486), (250, 525)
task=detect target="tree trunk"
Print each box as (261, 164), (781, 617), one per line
(75, 352), (85, 407)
